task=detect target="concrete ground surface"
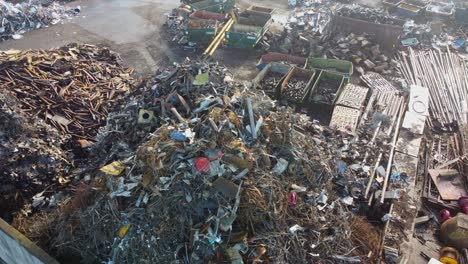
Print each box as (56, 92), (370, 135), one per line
(0, 0), (290, 80)
(0, 0), (178, 76)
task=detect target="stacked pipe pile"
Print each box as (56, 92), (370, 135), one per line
(398, 48), (468, 128)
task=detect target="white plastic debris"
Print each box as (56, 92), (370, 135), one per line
(273, 158), (289, 175)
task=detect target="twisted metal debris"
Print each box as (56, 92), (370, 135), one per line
(13, 60), (381, 263)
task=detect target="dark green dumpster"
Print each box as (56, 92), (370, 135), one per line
(309, 70), (347, 105)
(225, 10), (272, 49)
(189, 0), (236, 13)
(308, 58), (353, 77)
(184, 10), (226, 45)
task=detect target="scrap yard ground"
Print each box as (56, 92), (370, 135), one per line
(0, 0), (286, 78)
(0, 0), (380, 78)
(5, 0), (384, 81)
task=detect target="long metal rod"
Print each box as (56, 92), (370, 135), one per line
(364, 96), (403, 198)
(203, 18), (234, 56)
(380, 98), (406, 204)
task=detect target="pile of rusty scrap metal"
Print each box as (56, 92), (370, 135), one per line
(0, 44), (135, 224)
(315, 32), (399, 75)
(0, 44), (136, 147)
(15, 59), (390, 264)
(335, 4), (403, 25)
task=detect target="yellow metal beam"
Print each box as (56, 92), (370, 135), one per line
(203, 17), (234, 56)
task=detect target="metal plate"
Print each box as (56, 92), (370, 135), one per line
(396, 129), (423, 157)
(401, 111), (426, 135)
(429, 169), (468, 200)
(409, 85), (430, 116)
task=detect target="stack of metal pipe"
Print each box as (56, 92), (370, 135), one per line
(397, 48), (468, 127)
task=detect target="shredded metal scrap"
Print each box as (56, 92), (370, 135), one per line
(19, 60), (382, 264)
(0, 0), (80, 41)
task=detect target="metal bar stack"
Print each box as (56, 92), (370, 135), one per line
(397, 48), (468, 127)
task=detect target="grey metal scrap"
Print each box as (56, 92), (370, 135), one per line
(361, 72), (398, 92)
(0, 0), (79, 41)
(329, 14), (403, 50)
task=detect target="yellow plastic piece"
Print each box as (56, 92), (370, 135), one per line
(439, 257), (458, 264)
(100, 161), (125, 176)
(118, 224), (130, 239)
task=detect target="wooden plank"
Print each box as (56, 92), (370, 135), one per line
(0, 218), (59, 264)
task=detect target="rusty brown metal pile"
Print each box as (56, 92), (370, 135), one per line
(0, 44), (136, 146)
(0, 90), (71, 222)
(0, 44), (136, 223)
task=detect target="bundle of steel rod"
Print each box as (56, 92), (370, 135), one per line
(0, 44), (136, 142)
(397, 48), (468, 127)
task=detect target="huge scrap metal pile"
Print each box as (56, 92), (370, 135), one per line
(2, 57), (384, 263)
(0, 0), (468, 263)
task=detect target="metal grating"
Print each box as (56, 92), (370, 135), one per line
(361, 72), (398, 92)
(335, 83), (369, 109)
(329, 105), (361, 133)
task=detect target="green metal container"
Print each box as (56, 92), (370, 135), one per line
(276, 67), (316, 105)
(225, 10), (272, 49)
(185, 28), (218, 44)
(252, 63), (292, 96)
(309, 70), (347, 105)
(247, 6), (275, 15)
(308, 58), (353, 77)
(184, 10), (225, 45)
(190, 0), (236, 13)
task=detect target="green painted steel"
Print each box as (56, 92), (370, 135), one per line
(309, 70), (348, 105)
(225, 10), (272, 49)
(308, 58), (354, 77)
(190, 0), (236, 13)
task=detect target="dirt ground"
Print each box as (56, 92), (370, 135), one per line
(0, 0), (290, 80)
